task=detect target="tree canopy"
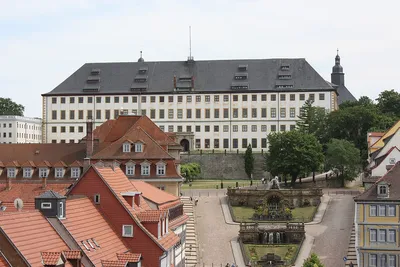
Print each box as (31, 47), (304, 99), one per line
(326, 139), (360, 187)
(244, 144), (254, 179)
(265, 131), (324, 186)
(302, 253), (324, 267)
(181, 163), (201, 182)
(0, 98), (24, 116)
(296, 99), (327, 144)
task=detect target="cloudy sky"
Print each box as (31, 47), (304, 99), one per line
(1, 0), (399, 117)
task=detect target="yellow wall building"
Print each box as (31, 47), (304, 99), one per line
(354, 162), (400, 267)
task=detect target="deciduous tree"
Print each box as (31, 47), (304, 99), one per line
(326, 139), (360, 187)
(265, 131), (324, 186)
(302, 253), (324, 267)
(181, 163), (201, 182)
(0, 98), (24, 116)
(376, 89), (400, 117)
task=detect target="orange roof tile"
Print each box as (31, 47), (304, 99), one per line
(130, 180), (179, 205)
(20, 160), (36, 167)
(0, 182), (71, 207)
(36, 160), (52, 167)
(0, 202), (35, 212)
(168, 214), (190, 230)
(0, 254), (10, 267)
(62, 197), (129, 266)
(137, 210), (165, 222)
(4, 161), (19, 167)
(0, 211), (69, 266)
(41, 252), (62, 265)
(63, 250), (81, 260)
(53, 161), (68, 167)
(91, 166), (179, 251)
(369, 132), (385, 137)
(70, 160), (83, 167)
(159, 200), (182, 210)
(101, 260), (127, 267)
(116, 253), (141, 262)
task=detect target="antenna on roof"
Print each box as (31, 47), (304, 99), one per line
(188, 26), (194, 61)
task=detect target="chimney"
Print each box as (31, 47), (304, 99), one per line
(42, 177), (47, 189)
(86, 120), (94, 157)
(173, 75), (177, 89)
(5, 176), (11, 191)
(134, 193), (141, 207)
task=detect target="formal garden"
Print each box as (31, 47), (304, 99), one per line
(244, 244), (300, 266)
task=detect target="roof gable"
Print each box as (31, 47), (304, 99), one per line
(375, 128), (400, 159)
(370, 120), (400, 150)
(130, 180), (178, 205)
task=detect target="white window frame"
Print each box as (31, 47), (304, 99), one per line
(71, 167), (81, 178)
(39, 168), (49, 178)
(370, 205), (377, 216)
(23, 168), (32, 178)
(141, 163), (150, 176)
(94, 194), (100, 204)
(126, 165), (135, 176)
(370, 229), (377, 242)
(378, 205), (386, 216)
(378, 185), (388, 195)
(41, 202), (52, 209)
(55, 168), (64, 178)
(123, 142), (131, 153)
(388, 205), (396, 216)
(378, 229), (386, 242)
(135, 143), (143, 152)
(122, 225), (133, 237)
(7, 168), (16, 178)
(156, 163), (166, 176)
(388, 230), (396, 243)
(369, 254), (377, 267)
(59, 202), (64, 219)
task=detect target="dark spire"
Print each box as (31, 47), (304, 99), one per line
(331, 49), (345, 86)
(138, 51), (144, 62)
(332, 49), (343, 73)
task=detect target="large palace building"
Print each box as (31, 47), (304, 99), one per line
(41, 52), (355, 151)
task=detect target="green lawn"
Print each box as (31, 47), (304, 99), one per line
(244, 244), (299, 264)
(181, 179), (252, 189)
(231, 205), (317, 223)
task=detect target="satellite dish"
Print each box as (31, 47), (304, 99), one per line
(14, 198), (24, 210)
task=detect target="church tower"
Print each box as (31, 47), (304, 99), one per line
(331, 50), (345, 86)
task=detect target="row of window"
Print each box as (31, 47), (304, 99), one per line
(7, 167), (81, 179)
(368, 254), (396, 267)
(125, 163), (166, 176)
(52, 126), (84, 134)
(51, 107), (307, 121)
(369, 228), (396, 243)
(0, 132), (40, 140)
(0, 123), (41, 131)
(194, 138), (269, 149)
(160, 124), (295, 133)
(369, 205), (396, 217)
(51, 93), (325, 105)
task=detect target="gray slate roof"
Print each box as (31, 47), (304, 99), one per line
(336, 84), (357, 104)
(35, 190), (66, 199)
(43, 58), (334, 95)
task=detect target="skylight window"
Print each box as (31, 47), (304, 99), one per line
(91, 238), (100, 248)
(87, 239), (95, 249)
(81, 241), (90, 251)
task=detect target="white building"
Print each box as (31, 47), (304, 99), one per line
(41, 54), (355, 151)
(0, 115), (42, 143)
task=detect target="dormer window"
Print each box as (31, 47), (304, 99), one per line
(39, 168), (49, 178)
(156, 162), (166, 176)
(23, 168), (33, 178)
(55, 168), (64, 178)
(123, 142), (131, 153)
(377, 183), (389, 198)
(71, 167), (81, 178)
(135, 143), (143, 152)
(141, 162), (150, 176)
(7, 168), (16, 178)
(126, 161), (136, 177)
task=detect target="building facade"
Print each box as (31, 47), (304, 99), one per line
(0, 115), (42, 144)
(354, 162), (400, 267)
(41, 54), (355, 151)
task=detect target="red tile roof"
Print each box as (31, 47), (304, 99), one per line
(91, 166), (180, 251)
(369, 132), (385, 137)
(36, 160), (52, 168)
(116, 253), (141, 262)
(0, 182), (71, 208)
(101, 260), (127, 267)
(137, 210), (165, 222)
(61, 197), (130, 266)
(63, 250), (81, 260)
(0, 254), (10, 267)
(169, 214), (190, 230)
(130, 180), (178, 205)
(53, 161), (68, 168)
(20, 160), (36, 167)
(0, 211), (69, 266)
(4, 161), (19, 167)
(70, 160), (83, 167)
(41, 252), (62, 265)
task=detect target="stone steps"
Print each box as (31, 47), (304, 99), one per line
(345, 224), (358, 267)
(181, 196), (198, 265)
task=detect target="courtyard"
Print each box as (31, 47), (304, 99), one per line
(193, 189), (354, 267)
